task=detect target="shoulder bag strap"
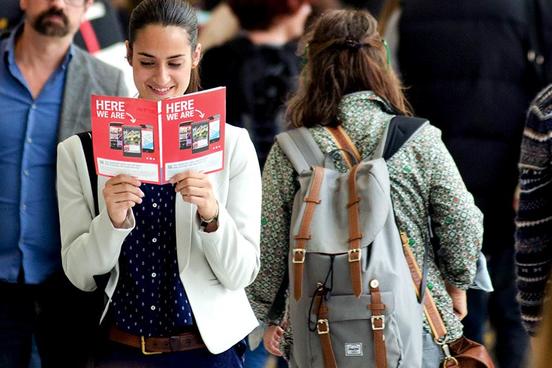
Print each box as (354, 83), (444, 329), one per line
(76, 131), (99, 216)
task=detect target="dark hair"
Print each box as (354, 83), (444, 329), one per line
(129, 0), (200, 93)
(287, 9), (412, 128)
(228, 0), (308, 31)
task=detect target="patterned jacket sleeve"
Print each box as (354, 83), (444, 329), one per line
(420, 126), (483, 288)
(246, 143), (297, 325)
(515, 86), (552, 336)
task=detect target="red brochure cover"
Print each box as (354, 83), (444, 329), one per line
(91, 87), (226, 184)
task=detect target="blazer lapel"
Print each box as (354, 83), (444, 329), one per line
(59, 48), (93, 142)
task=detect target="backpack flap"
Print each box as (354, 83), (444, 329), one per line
(290, 160), (391, 259)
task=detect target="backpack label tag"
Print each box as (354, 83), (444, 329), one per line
(345, 343), (363, 356)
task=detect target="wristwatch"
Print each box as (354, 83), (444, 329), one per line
(199, 203), (219, 231)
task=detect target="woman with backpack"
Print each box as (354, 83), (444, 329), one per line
(56, 0), (262, 366)
(247, 9), (483, 367)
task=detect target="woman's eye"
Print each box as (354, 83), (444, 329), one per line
(140, 61), (155, 67)
(169, 63), (182, 68)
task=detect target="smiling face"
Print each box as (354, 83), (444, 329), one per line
(127, 24), (201, 100)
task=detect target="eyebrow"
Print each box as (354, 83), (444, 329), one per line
(137, 52), (185, 59)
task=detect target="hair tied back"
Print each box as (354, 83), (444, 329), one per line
(339, 38), (368, 51)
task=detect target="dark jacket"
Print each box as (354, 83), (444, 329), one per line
(398, 0), (552, 254)
(200, 36), (301, 168)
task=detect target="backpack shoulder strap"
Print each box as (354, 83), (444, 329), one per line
(382, 116), (428, 160)
(76, 131), (99, 217)
(276, 127), (329, 173)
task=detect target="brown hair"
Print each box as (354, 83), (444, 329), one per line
(287, 9), (411, 128)
(129, 0), (199, 93)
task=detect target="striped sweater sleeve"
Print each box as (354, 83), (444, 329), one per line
(515, 86), (552, 336)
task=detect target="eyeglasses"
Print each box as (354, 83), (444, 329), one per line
(52, 0), (86, 6)
(66, 0), (86, 5)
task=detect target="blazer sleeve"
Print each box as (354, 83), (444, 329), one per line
(57, 137), (134, 292)
(197, 128), (262, 290)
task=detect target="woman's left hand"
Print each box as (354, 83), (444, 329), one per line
(170, 171), (218, 220)
(445, 281), (467, 320)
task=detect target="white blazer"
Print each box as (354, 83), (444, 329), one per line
(56, 125), (262, 354)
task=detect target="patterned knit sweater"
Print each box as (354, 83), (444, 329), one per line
(247, 91), (483, 350)
(515, 85), (552, 336)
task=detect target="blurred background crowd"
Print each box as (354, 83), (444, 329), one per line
(2, 1), (552, 367)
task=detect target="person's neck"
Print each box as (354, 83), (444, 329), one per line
(247, 23), (292, 46)
(15, 24), (72, 73)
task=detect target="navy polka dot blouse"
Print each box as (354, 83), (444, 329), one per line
(111, 184), (193, 337)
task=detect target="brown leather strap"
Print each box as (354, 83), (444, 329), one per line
(368, 281), (387, 368)
(347, 164), (363, 297)
(293, 166), (324, 300)
(326, 126), (362, 168)
(108, 326), (205, 354)
(315, 293), (337, 368)
(400, 232), (447, 340)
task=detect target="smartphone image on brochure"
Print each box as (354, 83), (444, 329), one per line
(123, 125), (142, 157)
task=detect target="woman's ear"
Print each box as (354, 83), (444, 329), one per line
(192, 43), (202, 68)
(125, 40), (133, 66)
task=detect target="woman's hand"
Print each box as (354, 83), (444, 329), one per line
(102, 175), (143, 228)
(170, 171), (218, 221)
(445, 281), (468, 320)
(263, 324), (285, 357)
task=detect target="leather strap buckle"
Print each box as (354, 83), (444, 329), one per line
(371, 315), (385, 331)
(141, 336), (162, 355)
(317, 319), (330, 335)
(348, 248), (361, 262)
(292, 248), (306, 263)
(442, 356), (459, 368)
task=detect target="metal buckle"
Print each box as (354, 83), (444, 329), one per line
(348, 248), (361, 262)
(292, 249), (306, 264)
(442, 356), (459, 367)
(371, 315), (385, 330)
(317, 319), (330, 335)
(141, 336), (163, 355)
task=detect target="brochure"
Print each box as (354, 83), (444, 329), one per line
(91, 87), (225, 184)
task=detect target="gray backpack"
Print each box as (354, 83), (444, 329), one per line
(276, 117), (426, 368)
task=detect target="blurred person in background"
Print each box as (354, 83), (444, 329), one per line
(389, 0), (552, 367)
(200, 0), (311, 169)
(0, 0), (127, 367)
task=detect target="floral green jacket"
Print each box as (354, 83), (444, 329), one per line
(247, 91), (483, 345)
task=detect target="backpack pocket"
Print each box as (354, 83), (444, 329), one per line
(305, 293), (403, 368)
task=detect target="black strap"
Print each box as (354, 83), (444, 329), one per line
(383, 116), (427, 160)
(76, 132), (110, 292)
(76, 131), (99, 216)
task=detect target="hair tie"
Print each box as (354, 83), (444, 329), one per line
(344, 39), (363, 50)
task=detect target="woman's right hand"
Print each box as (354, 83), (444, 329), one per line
(102, 175), (144, 228)
(263, 324), (285, 357)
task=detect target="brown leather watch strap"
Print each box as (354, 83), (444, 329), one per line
(368, 280), (387, 368)
(326, 126), (362, 167)
(400, 232), (447, 340)
(293, 166), (324, 300)
(347, 164), (363, 297)
(315, 293), (337, 368)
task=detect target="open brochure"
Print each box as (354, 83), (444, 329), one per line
(91, 87), (225, 184)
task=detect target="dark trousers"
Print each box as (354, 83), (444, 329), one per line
(0, 272), (103, 368)
(462, 248), (529, 368)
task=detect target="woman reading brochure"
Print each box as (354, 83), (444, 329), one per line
(56, 0), (261, 366)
